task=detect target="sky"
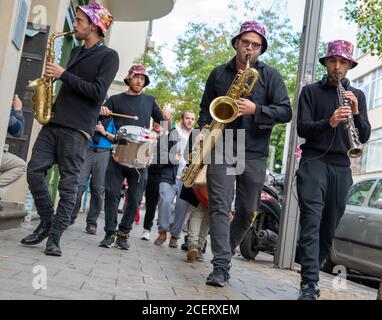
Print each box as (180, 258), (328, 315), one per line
(150, 0), (358, 68)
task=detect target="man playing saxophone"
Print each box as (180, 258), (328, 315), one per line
(198, 21), (291, 287)
(296, 40), (371, 299)
(21, 3), (119, 257)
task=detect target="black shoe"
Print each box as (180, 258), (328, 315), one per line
(181, 235), (188, 251)
(202, 240), (207, 254)
(206, 268), (230, 287)
(85, 225), (97, 235)
(21, 220), (51, 246)
(298, 282), (320, 300)
(99, 234), (115, 248)
(44, 233), (62, 256)
(115, 231), (129, 250)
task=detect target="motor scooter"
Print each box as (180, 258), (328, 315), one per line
(239, 173), (284, 260)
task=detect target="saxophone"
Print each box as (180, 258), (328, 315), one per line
(28, 31), (74, 125)
(336, 76), (363, 158)
(181, 54), (259, 188)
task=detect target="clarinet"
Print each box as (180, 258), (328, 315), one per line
(336, 77), (363, 158)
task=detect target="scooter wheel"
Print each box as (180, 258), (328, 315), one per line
(240, 227), (259, 260)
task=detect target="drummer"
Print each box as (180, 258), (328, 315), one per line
(99, 64), (171, 250)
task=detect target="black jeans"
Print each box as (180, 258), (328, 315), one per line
(70, 147), (111, 227)
(143, 172), (161, 231)
(207, 157), (266, 272)
(104, 158), (147, 235)
(27, 125), (88, 235)
(296, 158), (353, 283)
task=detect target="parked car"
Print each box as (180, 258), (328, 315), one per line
(322, 177), (382, 281)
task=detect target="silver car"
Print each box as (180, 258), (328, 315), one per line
(326, 177), (382, 279)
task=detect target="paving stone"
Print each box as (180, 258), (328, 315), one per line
(0, 212), (378, 300)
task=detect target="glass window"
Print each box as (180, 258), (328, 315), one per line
(369, 180), (382, 209)
(354, 67), (382, 111)
(347, 179), (376, 206)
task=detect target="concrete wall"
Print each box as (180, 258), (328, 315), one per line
(0, 0), (31, 204)
(108, 21), (150, 83)
(0, 0), (70, 203)
(0, 0), (31, 163)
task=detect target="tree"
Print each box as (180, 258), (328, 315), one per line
(344, 0), (382, 56)
(138, 23), (233, 121)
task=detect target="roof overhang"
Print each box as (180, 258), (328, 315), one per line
(108, 0), (175, 21)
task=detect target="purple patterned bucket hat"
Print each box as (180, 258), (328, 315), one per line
(77, 2), (113, 37)
(231, 21), (268, 54)
(124, 64), (150, 87)
(319, 40), (358, 69)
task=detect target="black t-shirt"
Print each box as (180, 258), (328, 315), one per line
(105, 92), (163, 130)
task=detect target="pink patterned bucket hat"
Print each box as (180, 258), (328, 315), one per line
(319, 40), (358, 69)
(231, 21), (268, 54)
(124, 64), (150, 87)
(77, 2), (113, 37)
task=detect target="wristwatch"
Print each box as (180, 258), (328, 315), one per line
(104, 132), (109, 138)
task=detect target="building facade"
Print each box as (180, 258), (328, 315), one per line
(349, 52), (382, 181)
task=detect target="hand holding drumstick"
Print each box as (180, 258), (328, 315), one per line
(99, 106), (138, 120)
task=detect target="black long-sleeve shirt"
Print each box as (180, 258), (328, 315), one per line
(297, 79), (371, 166)
(104, 92), (163, 130)
(52, 43), (119, 135)
(198, 57), (292, 159)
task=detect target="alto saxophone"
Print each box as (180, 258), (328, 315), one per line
(336, 76), (363, 158)
(181, 54), (259, 188)
(28, 31), (74, 125)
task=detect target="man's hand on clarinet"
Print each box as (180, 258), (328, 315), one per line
(329, 106), (352, 128)
(45, 62), (65, 79)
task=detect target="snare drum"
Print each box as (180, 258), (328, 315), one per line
(113, 125), (158, 168)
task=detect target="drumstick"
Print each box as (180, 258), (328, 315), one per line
(108, 112), (139, 120)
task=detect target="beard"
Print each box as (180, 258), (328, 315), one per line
(129, 84), (143, 94)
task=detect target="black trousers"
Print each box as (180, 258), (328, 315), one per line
(207, 157), (267, 272)
(27, 125), (88, 235)
(104, 158), (147, 235)
(296, 158), (353, 283)
(143, 172), (161, 231)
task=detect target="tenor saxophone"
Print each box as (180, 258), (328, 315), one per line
(181, 54), (259, 188)
(28, 31), (74, 125)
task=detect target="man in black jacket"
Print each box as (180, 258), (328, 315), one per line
(21, 3), (119, 257)
(198, 21), (291, 287)
(296, 40), (371, 300)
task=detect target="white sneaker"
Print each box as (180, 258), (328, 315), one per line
(141, 229), (150, 241)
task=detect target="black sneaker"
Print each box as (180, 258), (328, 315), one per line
(206, 268), (230, 287)
(99, 234), (115, 248)
(298, 282), (320, 300)
(115, 231), (129, 250)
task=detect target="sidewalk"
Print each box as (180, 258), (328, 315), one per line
(0, 211), (377, 300)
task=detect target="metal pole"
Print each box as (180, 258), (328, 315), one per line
(274, 0), (324, 269)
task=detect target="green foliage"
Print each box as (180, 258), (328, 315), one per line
(344, 0), (382, 56)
